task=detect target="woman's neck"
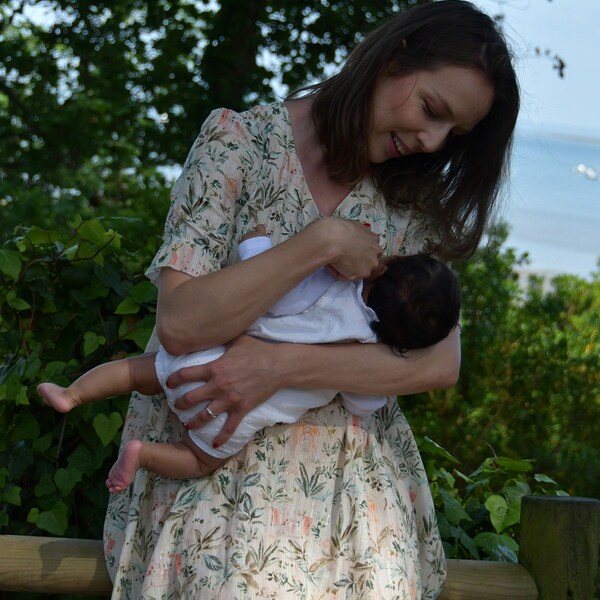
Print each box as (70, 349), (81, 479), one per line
(286, 96), (353, 217)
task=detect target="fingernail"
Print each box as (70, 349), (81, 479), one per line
(362, 222), (371, 228)
(184, 423), (190, 430)
(212, 442), (220, 449)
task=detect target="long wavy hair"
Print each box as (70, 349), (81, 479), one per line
(289, 0), (520, 260)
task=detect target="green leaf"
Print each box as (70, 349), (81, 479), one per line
(34, 474), (57, 498)
(27, 508), (40, 523)
(78, 219), (108, 245)
(0, 249), (22, 279)
(93, 412), (123, 446)
(495, 457), (533, 473)
(54, 467), (83, 496)
(2, 485), (22, 506)
(115, 296), (140, 314)
(42, 361), (69, 379)
(32, 432), (54, 453)
(439, 489), (471, 525)
(83, 331), (106, 356)
(15, 385), (29, 405)
(67, 444), (95, 474)
(420, 436), (461, 464)
(10, 413), (41, 442)
(485, 494), (508, 533)
(6, 290), (31, 310)
(534, 473), (558, 485)
(23, 226), (59, 246)
(129, 281), (157, 304)
(474, 531), (518, 554)
(457, 529), (480, 559)
(36, 501), (69, 535)
(122, 316), (155, 350)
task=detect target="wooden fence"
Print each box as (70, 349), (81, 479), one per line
(1, 496), (599, 599)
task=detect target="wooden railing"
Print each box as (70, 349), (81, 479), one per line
(1, 496), (598, 599)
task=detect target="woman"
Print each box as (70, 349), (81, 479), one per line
(104, 1), (519, 598)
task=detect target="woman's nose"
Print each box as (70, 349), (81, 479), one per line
(418, 124), (452, 153)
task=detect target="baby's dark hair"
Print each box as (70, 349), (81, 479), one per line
(366, 255), (460, 354)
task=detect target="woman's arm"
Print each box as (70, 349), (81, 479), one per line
(157, 218), (382, 354)
(168, 327), (461, 446)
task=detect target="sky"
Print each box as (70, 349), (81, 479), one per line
(472, 0), (600, 280)
(472, 0), (600, 135)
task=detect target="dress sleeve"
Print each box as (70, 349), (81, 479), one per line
(146, 109), (253, 285)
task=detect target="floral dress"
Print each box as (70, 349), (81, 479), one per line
(104, 103), (446, 599)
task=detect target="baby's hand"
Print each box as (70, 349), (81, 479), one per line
(241, 224), (267, 242)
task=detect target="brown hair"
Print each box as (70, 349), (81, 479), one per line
(289, 1), (520, 260)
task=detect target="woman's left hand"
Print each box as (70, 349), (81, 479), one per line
(166, 335), (284, 447)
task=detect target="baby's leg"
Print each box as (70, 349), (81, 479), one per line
(106, 434), (228, 493)
(39, 353), (161, 413)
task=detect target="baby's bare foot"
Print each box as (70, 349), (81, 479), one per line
(38, 383), (77, 413)
(106, 440), (143, 494)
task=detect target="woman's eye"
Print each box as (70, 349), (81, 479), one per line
(423, 102), (437, 118)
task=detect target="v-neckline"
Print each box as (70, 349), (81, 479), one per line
(283, 102), (358, 218)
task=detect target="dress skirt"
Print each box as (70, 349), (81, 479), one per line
(104, 340), (446, 600)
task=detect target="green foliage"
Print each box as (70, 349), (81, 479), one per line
(421, 437), (567, 562)
(0, 0), (420, 240)
(405, 224), (600, 499)
(0, 216), (159, 539)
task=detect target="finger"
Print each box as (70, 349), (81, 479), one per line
(211, 412), (245, 448)
(173, 381), (218, 410)
(166, 365), (210, 389)
(183, 401), (227, 431)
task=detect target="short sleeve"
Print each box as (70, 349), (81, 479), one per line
(146, 109), (253, 284)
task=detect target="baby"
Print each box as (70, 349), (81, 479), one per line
(39, 224), (460, 493)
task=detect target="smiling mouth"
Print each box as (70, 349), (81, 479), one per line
(392, 132), (407, 156)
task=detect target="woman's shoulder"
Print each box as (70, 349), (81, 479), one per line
(201, 103), (291, 142)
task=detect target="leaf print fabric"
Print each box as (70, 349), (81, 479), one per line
(104, 103), (446, 599)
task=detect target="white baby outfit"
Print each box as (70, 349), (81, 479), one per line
(154, 235), (386, 458)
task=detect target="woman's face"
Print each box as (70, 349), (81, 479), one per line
(368, 64), (494, 163)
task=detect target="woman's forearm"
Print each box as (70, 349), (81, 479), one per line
(277, 327), (462, 396)
(165, 327), (461, 439)
(157, 218), (381, 354)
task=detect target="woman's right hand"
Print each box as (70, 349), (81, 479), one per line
(313, 218), (383, 281)
(166, 334), (286, 446)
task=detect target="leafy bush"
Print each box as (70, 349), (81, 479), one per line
(420, 437), (566, 562)
(406, 224), (600, 499)
(0, 216), (159, 538)
(1, 217), (598, 600)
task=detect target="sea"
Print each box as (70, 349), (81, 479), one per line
(499, 123), (600, 281)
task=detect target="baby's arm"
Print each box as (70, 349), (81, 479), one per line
(238, 225), (335, 317)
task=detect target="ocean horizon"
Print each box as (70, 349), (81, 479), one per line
(499, 121), (600, 281)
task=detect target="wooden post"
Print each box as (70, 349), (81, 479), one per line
(519, 495), (600, 600)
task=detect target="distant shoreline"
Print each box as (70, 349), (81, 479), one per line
(517, 122), (600, 146)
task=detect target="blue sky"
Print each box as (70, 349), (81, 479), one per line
(472, 0), (600, 134)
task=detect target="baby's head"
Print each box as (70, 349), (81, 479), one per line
(365, 255), (460, 354)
